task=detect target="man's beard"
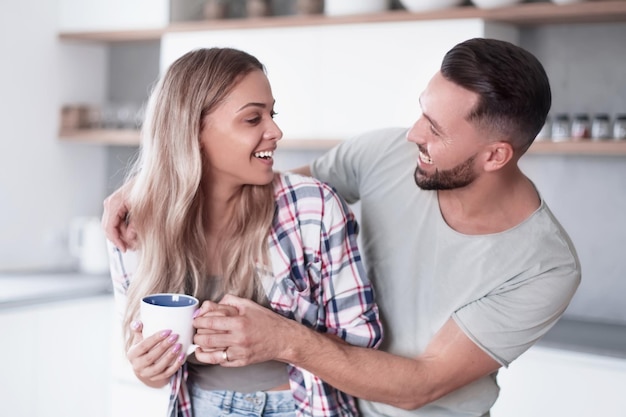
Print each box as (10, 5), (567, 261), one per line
(414, 154), (478, 190)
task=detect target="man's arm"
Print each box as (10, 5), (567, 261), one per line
(295, 316), (500, 409)
(194, 295), (501, 410)
(287, 165), (312, 177)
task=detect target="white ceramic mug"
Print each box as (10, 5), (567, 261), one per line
(141, 293), (199, 356)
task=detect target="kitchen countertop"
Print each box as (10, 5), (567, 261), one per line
(1, 272), (624, 360)
(0, 271), (112, 309)
(537, 316), (626, 360)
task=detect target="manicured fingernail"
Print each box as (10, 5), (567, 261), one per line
(172, 343), (182, 354)
(178, 353), (185, 363)
(160, 329), (172, 337)
(131, 320), (141, 330)
(192, 309), (201, 319)
(167, 334), (179, 344)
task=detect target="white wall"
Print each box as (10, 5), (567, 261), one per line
(518, 24), (626, 324)
(58, 0), (169, 32)
(160, 19), (497, 141)
(0, 0), (108, 271)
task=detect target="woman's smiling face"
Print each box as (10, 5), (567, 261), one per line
(200, 69), (282, 191)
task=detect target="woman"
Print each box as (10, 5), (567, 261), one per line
(108, 47), (382, 417)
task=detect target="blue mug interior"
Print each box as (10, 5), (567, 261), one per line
(143, 294), (197, 307)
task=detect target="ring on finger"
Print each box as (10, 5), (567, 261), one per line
(222, 349), (229, 362)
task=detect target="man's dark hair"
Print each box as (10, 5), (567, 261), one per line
(441, 38), (552, 152)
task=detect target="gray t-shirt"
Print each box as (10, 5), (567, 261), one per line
(310, 127), (581, 417)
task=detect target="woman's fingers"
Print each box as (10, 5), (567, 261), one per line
(127, 325), (185, 382)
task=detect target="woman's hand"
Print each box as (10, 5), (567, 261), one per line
(126, 320), (185, 388)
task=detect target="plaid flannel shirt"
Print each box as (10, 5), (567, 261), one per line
(109, 173), (382, 417)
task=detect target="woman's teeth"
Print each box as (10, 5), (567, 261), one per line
(419, 151), (433, 164)
(254, 150), (274, 159)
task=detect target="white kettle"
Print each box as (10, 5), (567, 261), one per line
(69, 217), (110, 274)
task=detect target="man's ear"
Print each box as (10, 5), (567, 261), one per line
(483, 141), (514, 172)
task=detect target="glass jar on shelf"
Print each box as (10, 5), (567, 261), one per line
(591, 113), (611, 141)
(551, 113), (570, 142)
(570, 113), (590, 141)
(613, 114), (626, 141)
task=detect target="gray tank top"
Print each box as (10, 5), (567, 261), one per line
(188, 359), (289, 393)
(189, 277), (289, 392)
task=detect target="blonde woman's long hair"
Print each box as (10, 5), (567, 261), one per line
(122, 48), (276, 347)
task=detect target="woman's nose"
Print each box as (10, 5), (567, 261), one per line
(265, 119), (283, 142)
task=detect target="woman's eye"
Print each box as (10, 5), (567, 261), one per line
(270, 110), (278, 119)
(246, 116), (261, 124)
(429, 125), (440, 136)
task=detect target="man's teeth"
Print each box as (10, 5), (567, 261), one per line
(419, 151), (433, 164)
(254, 150), (274, 159)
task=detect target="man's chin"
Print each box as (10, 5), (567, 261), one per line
(413, 168), (437, 190)
(413, 175), (437, 191)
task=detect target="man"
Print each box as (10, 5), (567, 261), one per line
(103, 38), (580, 417)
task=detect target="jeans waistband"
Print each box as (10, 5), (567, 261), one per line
(190, 385), (295, 415)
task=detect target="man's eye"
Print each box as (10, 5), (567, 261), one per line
(430, 125), (440, 136)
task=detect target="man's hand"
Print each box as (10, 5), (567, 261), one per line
(192, 295), (295, 366)
(102, 181), (137, 251)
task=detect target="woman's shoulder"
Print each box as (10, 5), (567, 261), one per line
(274, 172), (337, 200)
(273, 172), (348, 220)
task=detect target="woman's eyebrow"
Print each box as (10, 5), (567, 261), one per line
(237, 100), (275, 112)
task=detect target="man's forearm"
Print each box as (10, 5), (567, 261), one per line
(202, 295), (500, 410)
(278, 317), (500, 410)
(278, 319), (439, 410)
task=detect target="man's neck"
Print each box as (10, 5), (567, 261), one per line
(437, 169), (540, 235)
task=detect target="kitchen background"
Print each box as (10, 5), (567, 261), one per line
(1, 0), (625, 416)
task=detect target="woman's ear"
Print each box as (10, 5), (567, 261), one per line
(483, 141), (514, 172)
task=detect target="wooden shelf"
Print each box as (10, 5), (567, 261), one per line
(59, 129), (626, 155)
(58, 2), (626, 155)
(58, 129), (342, 150)
(529, 139), (626, 156)
(59, 129), (140, 146)
(58, 1), (626, 42)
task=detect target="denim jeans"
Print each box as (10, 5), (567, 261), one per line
(190, 384), (296, 417)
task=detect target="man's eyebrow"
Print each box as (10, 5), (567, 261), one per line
(418, 97), (444, 133)
(423, 113), (443, 132)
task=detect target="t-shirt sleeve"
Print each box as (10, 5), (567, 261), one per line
(310, 128), (407, 205)
(453, 258), (580, 366)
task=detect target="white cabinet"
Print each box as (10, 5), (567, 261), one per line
(492, 345), (626, 417)
(109, 315), (170, 417)
(161, 20), (517, 140)
(0, 307), (38, 416)
(0, 295), (114, 417)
